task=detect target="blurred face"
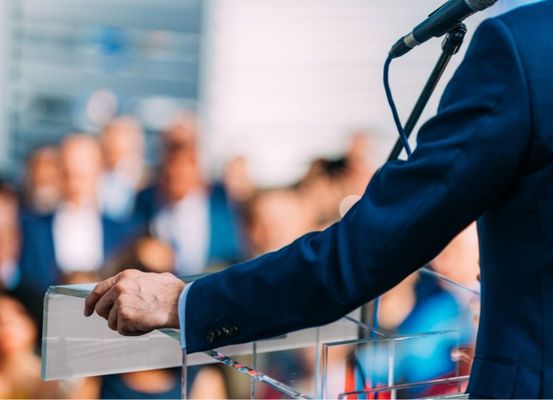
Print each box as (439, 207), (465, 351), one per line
(0, 296), (36, 356)
(299, 175), (343, 225)
(0, 193), (20, 262)
(28, 148), (61, 205)
(101, 118), (144, 169)
(0, 227), (19, 263)
(247, 191), (313, 255)
(347, 134), (371, 166)
(60, 136), (103, 206)
(0, 193), (18, 228)
(136, 238), (175, 273)
(164, 115), (197, 148)
(162, 150), (203, 202)
(62, 271), (100, 285)
(223, 156), (254, 203)
(30, 149), (60, 188)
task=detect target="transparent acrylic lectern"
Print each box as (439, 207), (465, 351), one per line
(42, 268), (480, 399)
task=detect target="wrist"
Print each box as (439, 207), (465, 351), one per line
(167, 279), (186, 329)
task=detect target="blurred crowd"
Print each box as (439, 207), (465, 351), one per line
(0, 113), (480, 399)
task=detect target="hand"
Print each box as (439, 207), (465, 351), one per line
(84, 269), (186, 336)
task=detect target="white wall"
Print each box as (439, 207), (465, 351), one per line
(201, 0), (493, 186)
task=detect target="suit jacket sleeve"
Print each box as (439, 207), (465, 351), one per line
(184, 17), (531, 353)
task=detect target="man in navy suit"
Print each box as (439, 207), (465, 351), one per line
(19, 135), (128, 294)
(86, 2), (553, 397)
(132, 115), (242, 273)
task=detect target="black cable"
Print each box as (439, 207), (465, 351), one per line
(383, 55), (412, 157)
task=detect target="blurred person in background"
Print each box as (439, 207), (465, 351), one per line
(134, 114), (242, 275)
(99, 116), (151, 222)
(18, 134), (129, 295)
(0, 182), (21, 290)
(373, 270), (473, 396)
(133, 114), (199, 226)
(22, 146), (62, 216)
(431, 222), (480, 305)
(98, 367), (227, 400)
(431, 223), (481, 382)
(365, 226), (479, 396)
(297, 132), (376, 229)
(342, 131), (376, 195)
(101, 235), (176, 278)
(298, 158), (349, 228)
(241, 188), (317, 399)
(0, 294), (67, 398)
(222, 155), (255, 207)
(243, 189), (315, 257)
(296, 131), (376, 229)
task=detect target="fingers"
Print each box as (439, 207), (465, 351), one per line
(107, 300), (119, 331)
(84, 275), (118, 316)
(108, 301), (140, 336)
(83, 269), (164, 337)
(95, 285), (123, 319)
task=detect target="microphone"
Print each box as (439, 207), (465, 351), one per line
(389, 0), (497, 59)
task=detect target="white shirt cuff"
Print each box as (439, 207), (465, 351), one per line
(178, 281), (194, 349)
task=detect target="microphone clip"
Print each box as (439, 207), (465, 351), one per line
(442, 23), (467, 56)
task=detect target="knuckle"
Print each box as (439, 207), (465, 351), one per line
(113, 282), (127, 294)
(92, 285), (103, 296)
(121, 269), (138, 278)
(161, 272), (176, 281)
(120, 270), (130, 278)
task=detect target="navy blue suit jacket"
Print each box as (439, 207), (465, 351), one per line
(185, 2), (553, 397)
(133, 184), (242, 267)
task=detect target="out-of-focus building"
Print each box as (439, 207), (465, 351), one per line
(3, 0), (203, 177)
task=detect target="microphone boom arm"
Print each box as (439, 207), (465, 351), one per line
(361, 24), (469, 339)
(387, 24), (467, 162)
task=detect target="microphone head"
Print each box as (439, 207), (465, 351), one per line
(465, 0), (498, 11)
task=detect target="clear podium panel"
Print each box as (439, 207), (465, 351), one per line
(208, 330), (467, 399)
(320, 331), (464, 399)
(42, 282), (360, 381)
(42, 284), (182, 381)
(338, 376), (470, 400)
(207, 269), (480, 399)
(250, 343), (319, 398)
(43, 270), (480, 399)
(250, 314), (376, 399)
